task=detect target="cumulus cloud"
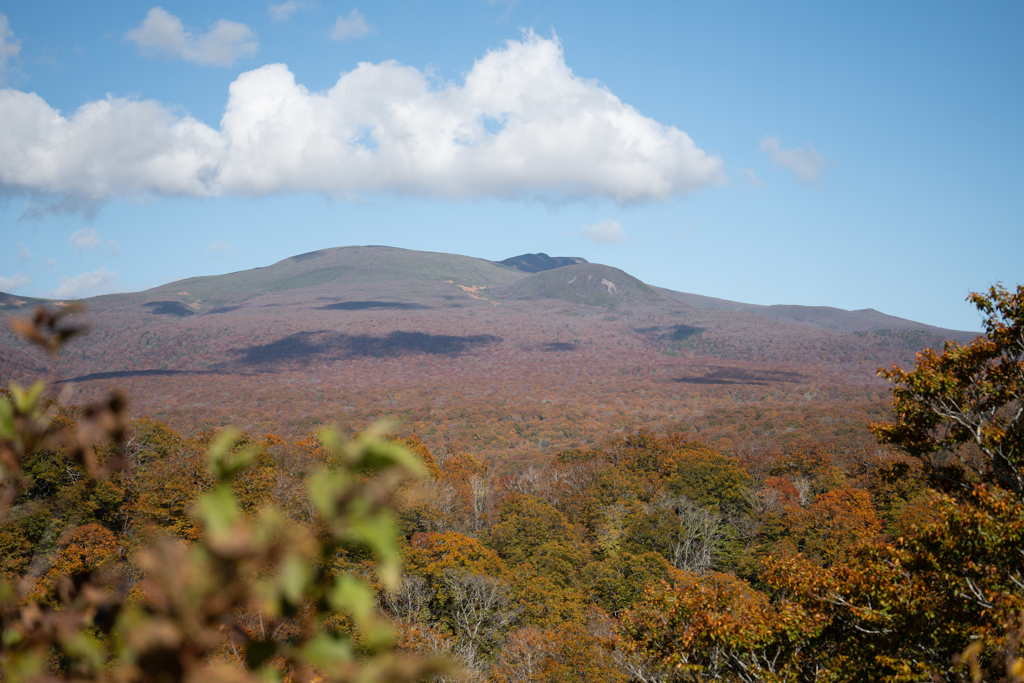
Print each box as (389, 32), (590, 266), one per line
(0, 272), (30, 292)
(760, 136), (826, 183)
(0, 32), (724, 206)
(125, 7), (257, 67)
(580, 219), (626, 244)
(49, 266), (120, 299)
(331, 10), (372, 41)
(207, 239), (234, 256)
(0, 14), (20, 84)
(17, 241), (32, 262)
(69, 227), (101, 251)
(269, 1), (303, 21)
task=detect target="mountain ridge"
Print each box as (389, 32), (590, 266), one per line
(0, 244), (981, 464)
(495, 253), (588, 273)
(0, 246), (975, 338)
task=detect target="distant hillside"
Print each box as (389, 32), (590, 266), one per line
(0, 245), (981, 465)
(0, 246), (528, 321)
(0, 291), (48, 316)
(657, 288), (977, 341)
(496, 263), (665, 307)
(496, 253), (588, 273)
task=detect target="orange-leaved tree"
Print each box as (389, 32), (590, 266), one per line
(615, 285), (1024, 682)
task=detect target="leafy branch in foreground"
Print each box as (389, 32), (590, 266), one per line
(0, 307), (453, 683)
(874, 283), (1024, 499)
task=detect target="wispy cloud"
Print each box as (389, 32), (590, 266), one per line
(0, 32), (724, 206)
(16, 242), (32, 262)
(69, 227), (100, 251)
(489, 0), (519, 20)
(738, 168), (764, 188)
(108, 240), (122, 256)
(207, 239), (234, 256)
(580, 219), (627, 244)
(330, 10), (373, 41)
(0, 272), (31, 292)
(49, 267), (120, 299)
(125, 7), (257, 67)
(269, 1), (303, 22)
(0, 14), (20, 84)
(760, 136), (827, 183)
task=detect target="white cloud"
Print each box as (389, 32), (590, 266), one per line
(331, 10), (372, 41)
(69, 227), (101, 251)
(739, 168), (763, 188)
(207, 239), (234, 256)
(16, 241), (32, 262)
(0, 32), (724, 205)
(269, 2), (302, 21)
(0, 272), (30, 292)
(580, 219), (626, 244)
(125, 7), (257, 67)
(49, 266), (120, 299)
(108, 240), (122, 256)
(0, 90), (224, 202)
(760, 136), (826, 183)
(0, 14), (20, 84)
(44, 258), (55, 268)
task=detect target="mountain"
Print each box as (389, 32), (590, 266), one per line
(656, 288), (964, 335)
(0, 246), (978, 468)
(495, 253), (588, 273)
(114, 246), (524, 314)
(497, 263), (665, 308)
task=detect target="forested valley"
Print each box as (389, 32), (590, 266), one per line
(1, 283), (1022, 682)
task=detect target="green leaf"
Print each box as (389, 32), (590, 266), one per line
(193, 485), (241, 538)
(301, 633), (355, 668)
(350, 515), (401, 589)
(308, 470), (351, 520)
(0, 397), (14, 437)
(60, 629), (107, 673)
(2, 625), (25, 647)
(318, 427), (347, 461)
(2, 648), (47, 683)
(280, 552), (310, 608)
(207, 428), (257, 481)
(356, 440), (428, 478)
(328, 574), (375, 623)
(10, 380), (45, 414)
(319, 422), (428, 478)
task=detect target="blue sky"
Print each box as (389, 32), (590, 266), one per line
(1, 1), (1021, 331)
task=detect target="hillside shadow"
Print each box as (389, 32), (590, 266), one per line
(205, 305), (245, 315)
(226, 330), (501, 368)
(674, 367), (804, 386)
(542, 342), (578, 352)
(670, 323), (705, 340)
(291, 250), (326, 262)
(55, 369), (221, 383)
(634, 323), (705, 340)
(143, 301), (195, 317)
(318, 301), (429, 311)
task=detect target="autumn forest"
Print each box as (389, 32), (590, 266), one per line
(1, 248), (1021, 682)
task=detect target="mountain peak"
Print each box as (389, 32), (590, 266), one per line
(496, 253), (588, 273)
